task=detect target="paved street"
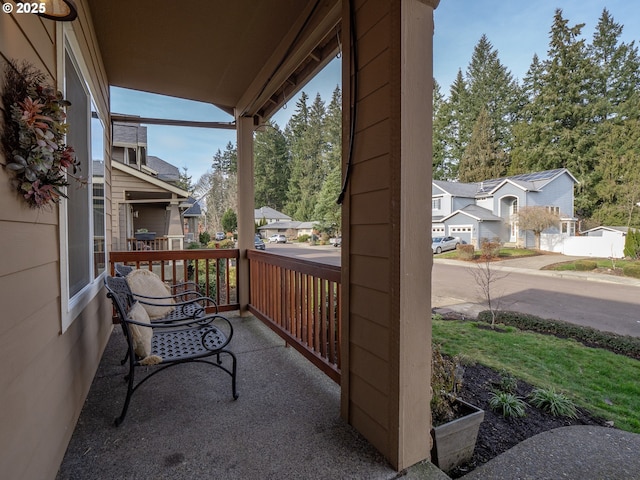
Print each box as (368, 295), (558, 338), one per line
(262, 242), (342, 266)
(433, 260), (640, 337)
(264, 244), (640, 337)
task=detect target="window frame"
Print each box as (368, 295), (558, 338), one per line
(58, 25), (108, 333)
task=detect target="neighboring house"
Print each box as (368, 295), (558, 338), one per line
(181, 197), (205, 244)
(111, 121), (190, 250)
(254, 206), (292, 224)
(258, 220), (317, 239)
(433, 168), (578, 248)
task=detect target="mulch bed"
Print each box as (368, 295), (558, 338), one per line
(447, 362), (610, 479)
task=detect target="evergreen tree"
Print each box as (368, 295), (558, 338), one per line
(465, 34), (521, 160)
(592, 116), (640, 227)
(511, 9), (596, 216)
(439, 70), (471, 179)
(313, 86), (343, 231)
(285, 92), (327, 220)
(509, 54), (546, 174)
(221, 208), (237, 234)
(254, 121), (290, 212)
(432, 81), (451, 180)
(458, 108), (507, 182)
(588, 8), (640, 123)
(176, 166), (194, 194)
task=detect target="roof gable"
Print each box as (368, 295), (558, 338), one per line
(112, 161), (189, 197)
(434, 169), (577, 199)
(441, 204), (502, 222)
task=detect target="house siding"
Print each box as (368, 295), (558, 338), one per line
(343, 0), (434, 469)
(452, 195), (474, 211)
(0, 3), (113, 479)
(531, 174), (575, 216)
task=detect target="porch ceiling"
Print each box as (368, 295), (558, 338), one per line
(86, 0), (341, 120)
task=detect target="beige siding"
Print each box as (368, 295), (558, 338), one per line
(111, 169), (177, 244)
(342, 0), (434, 470)
(0, 2), (112, 479)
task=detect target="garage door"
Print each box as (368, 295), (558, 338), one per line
(449, 225), (472, 244)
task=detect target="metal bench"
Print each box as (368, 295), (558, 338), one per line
(105, 275), (239, 426)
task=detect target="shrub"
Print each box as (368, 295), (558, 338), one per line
(199, 231), (211, 245)
(529, 387), (577, 418)
(207, 239), (235, 249)
(488, 391), (526, 418)
(622, 263), (640, 279)
(480, 237), (501, 259)
(623, 228), (640, 259)
(477, 310), (640, 360)
(497, 369), (518, 394)
(457, 244), (475, 261)
(431, 345), (464, 425)
(574, 259), (597, 271)
(297, 234), (310, 243)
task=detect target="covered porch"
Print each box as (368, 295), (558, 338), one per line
(56, 311), (446, 479)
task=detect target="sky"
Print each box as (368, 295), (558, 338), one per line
(110, 1), (640, 183)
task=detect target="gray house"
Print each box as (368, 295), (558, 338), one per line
(432, 168), (578, 248)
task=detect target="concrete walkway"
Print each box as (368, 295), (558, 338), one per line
(461, 426), (640, 480)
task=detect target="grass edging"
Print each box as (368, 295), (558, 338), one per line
(477, 310), (640, 360)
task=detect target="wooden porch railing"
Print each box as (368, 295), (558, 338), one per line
(247, 250), (342, 383)
(109, 249), (239, 312)
(125, 237), (169, 251)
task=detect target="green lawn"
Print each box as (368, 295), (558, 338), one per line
(437, 247), (538, 260)
(547, 258), (639, 271)
(433, 318), (640, 433)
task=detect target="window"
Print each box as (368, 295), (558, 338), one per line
(545, 206), (560, 215)
(432, 198), (442, 210)
(561, 221), (576, 236)
(60, 31), (107, 331)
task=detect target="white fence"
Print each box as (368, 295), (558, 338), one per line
(541, 232), (625, 258)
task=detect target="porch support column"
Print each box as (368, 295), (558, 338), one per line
(236, 115), (254, 314)
(341, 0), (438, 471)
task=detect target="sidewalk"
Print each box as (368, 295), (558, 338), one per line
(437, 252), (640, 287)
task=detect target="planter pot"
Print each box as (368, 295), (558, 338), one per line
(431, 399), (484, 473)
(134, 232), (156, 241)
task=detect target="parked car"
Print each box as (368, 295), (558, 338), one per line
(214, 232), (226, 241)
(432, 236), (460, 254)
(333, 237), (342, 247)
(254, 235), (266, 250)
(269, 234), (287, 244)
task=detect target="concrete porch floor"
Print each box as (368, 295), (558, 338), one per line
(56, 313), (447, 480)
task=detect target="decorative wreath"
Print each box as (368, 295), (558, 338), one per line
(1, 60), (80, 208)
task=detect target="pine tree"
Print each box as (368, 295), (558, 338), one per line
(589, 8), (640, 123)
(176, 166), (194, 194)
(592, 116), (640, 227)
(254, 121), (290, 212)
(314, 85), (343, 231)
(440, 70), (471, 179)
(465, 34), (520, 159)
(511, 9), (596, 216)
(432, 81), (451, 180)
(458, 108), (507, 182)
(285, 92), (327, 220)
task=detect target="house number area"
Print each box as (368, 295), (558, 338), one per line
(3, 2), (46, 14)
